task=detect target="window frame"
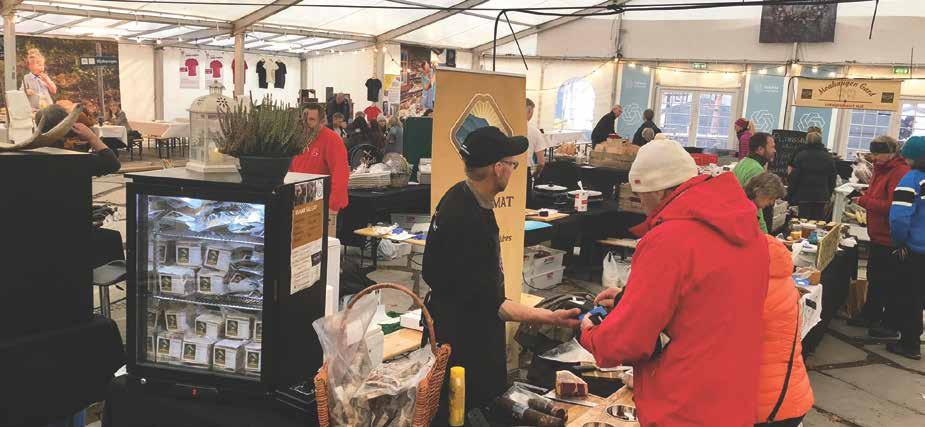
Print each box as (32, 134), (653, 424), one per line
(654, 86), (740, 149)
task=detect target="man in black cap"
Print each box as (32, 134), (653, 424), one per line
(423, 126), (581, 419)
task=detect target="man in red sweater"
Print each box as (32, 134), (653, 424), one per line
(848, 136), (910, 337)
(290, 103), (350, 236)
(579, 139), (769, 426)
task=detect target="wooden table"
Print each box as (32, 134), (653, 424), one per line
(526, 209), (570, 222)
(598, 237), (638, 260)
(567, 386), (637, 426)
(354, 226), (426, 247)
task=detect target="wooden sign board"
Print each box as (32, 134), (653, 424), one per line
(794, 78), (902, 111)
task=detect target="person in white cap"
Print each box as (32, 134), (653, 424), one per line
(579, 138), (770, 426)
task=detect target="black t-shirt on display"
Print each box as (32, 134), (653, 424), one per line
(274, 62), (287, 89)
(365, 78), (382, 102)
(256, 60), (268, 89)
(422, 180), (507, 411)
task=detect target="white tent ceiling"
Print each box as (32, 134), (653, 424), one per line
(2, 0), (921, 55)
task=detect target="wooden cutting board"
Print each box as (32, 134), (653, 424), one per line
(383, 328), (423, 360)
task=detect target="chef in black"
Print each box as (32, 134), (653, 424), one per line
(422, 126), (581, 420)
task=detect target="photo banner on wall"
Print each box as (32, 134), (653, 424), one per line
(745, 72), (785, 132)
(179, 52), (202, 89)
(430, 67), (527, 367)
(794, 78), (901, 111)
(0, 35), (121, 111)
(616, 64), (651, 138)
(399, 44), (456, 117)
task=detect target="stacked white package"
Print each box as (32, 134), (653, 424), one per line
(213, 339), (248, 373)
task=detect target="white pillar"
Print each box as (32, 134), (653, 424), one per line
(4, 13), (16, 95)
(233, 33), (245, 97)
(300, 56), (308, 90)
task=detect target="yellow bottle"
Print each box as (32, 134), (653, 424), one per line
(448, 366), (466, 426)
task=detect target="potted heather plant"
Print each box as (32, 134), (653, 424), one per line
(214, 95), (308, 183)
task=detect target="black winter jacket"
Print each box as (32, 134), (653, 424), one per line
(788, 143), (837, 203)
(591, 111), (617, 146)
(632, 121), (662, 146)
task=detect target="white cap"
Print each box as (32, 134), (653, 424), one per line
(629, 138), (698, 193)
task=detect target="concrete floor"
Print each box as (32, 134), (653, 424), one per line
(90, 172), (925, 427)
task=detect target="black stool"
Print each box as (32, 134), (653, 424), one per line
(93, 260), (127, 319)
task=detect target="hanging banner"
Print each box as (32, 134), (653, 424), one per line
(384, 73), (401, 106)
(179, 52), (202, 89)
(745, 72), (785, 132)
(615, 64), (652, 138)
(431, 67), (527, 367)
(794, 78), (901, 111)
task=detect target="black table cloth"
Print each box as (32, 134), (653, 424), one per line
(1, 316), (124, 426)
(103, 375), (316, 427)
(339, 185), (431, 246)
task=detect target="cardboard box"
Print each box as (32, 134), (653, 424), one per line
(182, 336), (217, 368)
(156, 333), (184, 365)
(197, 269), (227, 295)
(164, 309), (192, 333)
(400, 309), (423, 332)
(158, 266), (195, 296)
(175, 240), (203, 267)
(245, 342), (262, 374)
(202, 245), (233, 271)
(225, 314), (253, 340)
(195, 313), (224, 339)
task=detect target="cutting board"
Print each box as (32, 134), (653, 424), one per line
(383, 328), (423, 360)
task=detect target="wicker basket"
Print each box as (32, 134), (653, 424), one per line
(390, 173), (410, 188)
(315, 283), (451, 427)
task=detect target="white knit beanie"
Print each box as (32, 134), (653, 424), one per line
(628, 138), (698, 193)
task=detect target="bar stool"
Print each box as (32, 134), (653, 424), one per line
(92, 260), (127, 319)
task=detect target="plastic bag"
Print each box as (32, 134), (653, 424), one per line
(538, 338), (595, 364)
(313, 295), (435, 426)
(602, 252), (631, 289)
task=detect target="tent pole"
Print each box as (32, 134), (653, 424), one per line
(233, 33), (245, 98)
(3, 12), (16, 94)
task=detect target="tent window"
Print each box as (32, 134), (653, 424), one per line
(555, 78), (595, 131)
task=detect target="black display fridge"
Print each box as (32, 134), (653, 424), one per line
(124, 168), (329, 405)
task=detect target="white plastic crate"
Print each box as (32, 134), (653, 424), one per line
(524, 267), (565, 290)
(523, 245), (566, 277)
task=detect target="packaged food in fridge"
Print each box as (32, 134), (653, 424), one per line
(197, 268), (228, 295)
(175, 240), (203, 267)
(224, 311), (254, 340)
(245, 342), (262, 374)
(202, 244), (233, 271)
(182, 336), (217, 368)
(158, 265), (195, 296)
(164, 307), (193, 333)
(213, 339), (247, 373)
(156, 332), (184, 365)
(194, 312), (224, 339)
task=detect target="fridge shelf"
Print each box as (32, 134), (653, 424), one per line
(154, 230), (265, 246)
(152, 293), (263, 311)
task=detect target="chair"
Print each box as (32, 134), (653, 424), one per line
(128, 138), (144, 161)
(92, 260), (127, 319)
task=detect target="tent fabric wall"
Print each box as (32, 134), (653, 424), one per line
(304, 51), (375, 111)
(539, 16), (924, 65)
(118, 43), (156, 122)
(161, 48), (302, 121)
(493, 57), (615, 134)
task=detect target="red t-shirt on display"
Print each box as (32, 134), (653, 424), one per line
(232, 59), (248, 83)
(184, 58), (199, 77)
(364, 105), (382, 122)
(209, 60), (223, 79)
(289, 127), (350, 212)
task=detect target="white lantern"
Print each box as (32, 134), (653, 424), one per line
(186, 81), (237, 173)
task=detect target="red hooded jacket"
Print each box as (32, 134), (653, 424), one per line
(580, 173), (769, 427)
(289, 126), (350, 212)
(858, 156), (910, 247)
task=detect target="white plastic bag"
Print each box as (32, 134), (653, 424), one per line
(602, 252), (631, 288)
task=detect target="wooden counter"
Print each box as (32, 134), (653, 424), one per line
(353, 227), (427, 247)
(567, 386), (637, 426)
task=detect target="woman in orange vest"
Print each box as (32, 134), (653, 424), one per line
(756, 235), (814, 426)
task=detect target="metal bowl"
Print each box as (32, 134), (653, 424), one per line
(606, 404), (638, 422)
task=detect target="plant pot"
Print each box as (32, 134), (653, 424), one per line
(237, 155), (292, 184)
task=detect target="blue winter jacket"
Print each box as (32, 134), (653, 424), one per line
(890, 169), (925, 254)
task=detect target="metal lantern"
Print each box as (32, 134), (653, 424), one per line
(186, 81), (237, 173)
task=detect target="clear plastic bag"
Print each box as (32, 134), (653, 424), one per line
(602, 252), (631, 289)
(313, 295), (435, 426)
(539, 338), (595, 364)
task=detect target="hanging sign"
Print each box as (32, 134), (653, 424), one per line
(794, 78), (901, 111)
(79, 56), (118, 67)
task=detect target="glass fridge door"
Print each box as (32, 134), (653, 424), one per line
(138, 195), (266, 381)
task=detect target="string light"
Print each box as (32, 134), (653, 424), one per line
(641, 65), (650, 72)
(627, 62), (636, 68)
(758, 68), (767, 75)
(811, 66), (819, 73)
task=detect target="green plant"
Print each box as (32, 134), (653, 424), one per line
(214, 95), (308, 158)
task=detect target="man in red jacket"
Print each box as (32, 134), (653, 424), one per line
(848, 136), (910, 337)
(579, 138), (769, 427)
(290, 103), (350, 236)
